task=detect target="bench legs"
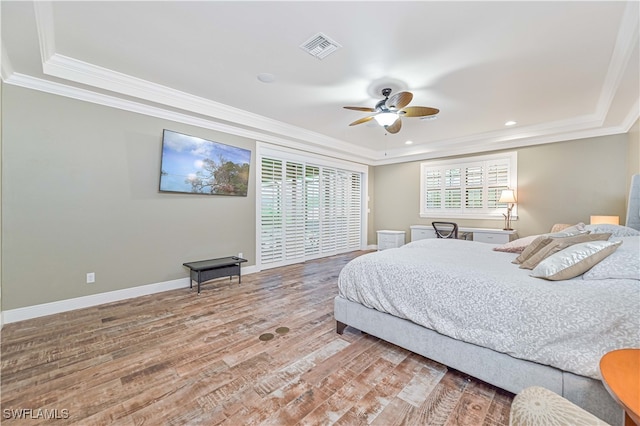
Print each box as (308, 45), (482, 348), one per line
(189, 267), (242, 294)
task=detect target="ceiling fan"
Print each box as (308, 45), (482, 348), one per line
(343, 88), (439, 134)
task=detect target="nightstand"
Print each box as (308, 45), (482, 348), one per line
(377, 230), (406, 250)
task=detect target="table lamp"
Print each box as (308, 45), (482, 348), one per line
(498, 189), (517, 230)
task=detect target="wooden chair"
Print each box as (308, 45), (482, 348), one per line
(432, 221), (459, 239)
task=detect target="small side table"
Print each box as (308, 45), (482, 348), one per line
(600, 348), (640, 426)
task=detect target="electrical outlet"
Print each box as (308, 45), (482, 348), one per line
(86, 272), (95, 284)
(238, 252), (243, 259)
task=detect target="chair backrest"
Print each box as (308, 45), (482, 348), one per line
(432, 221), (459, 239)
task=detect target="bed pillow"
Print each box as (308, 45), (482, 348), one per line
(584, 224), (640, 238)
(553, 223), (586, 234)
(519, 233), (611, 270)
(550, 223), (573, 233)
(493, 235), (540, 253)
(583, 237), (640, 280)
(531, 240), (622, 281)
(513, 227), (589, 264)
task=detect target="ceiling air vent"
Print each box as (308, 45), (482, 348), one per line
(300, 32), (342, 60)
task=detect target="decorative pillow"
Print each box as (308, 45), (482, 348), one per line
(513, 228), (589, 265)
(583, 237), (640, 280)
(555, 222), (586, 234)
(584, 224), (640, 238)
(531, 240), (622, 281)
(493, 235), (540, 253)
(519, 233), (611, 270)
(550, 223), (573, 233)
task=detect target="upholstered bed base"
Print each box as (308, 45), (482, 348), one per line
(334, 296), (623, 426)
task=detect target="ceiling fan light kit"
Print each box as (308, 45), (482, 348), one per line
(374, 112), (399, 126)
(344, 87), (439, 134)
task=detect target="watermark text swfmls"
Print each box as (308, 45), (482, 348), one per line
(3, 408), (70, 420)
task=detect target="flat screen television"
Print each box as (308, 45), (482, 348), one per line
(159, 129), (251, 196)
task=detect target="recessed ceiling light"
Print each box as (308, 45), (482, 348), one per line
(505, 120), (517, 126)
(257, 73), (276, 83)
(405, 140), (413, 145)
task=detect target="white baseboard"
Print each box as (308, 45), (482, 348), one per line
(3, 265), (260, 324)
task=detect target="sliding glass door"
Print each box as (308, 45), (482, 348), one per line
(258, 146), (365, 269)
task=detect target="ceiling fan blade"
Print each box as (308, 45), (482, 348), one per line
(386, 91), (413, 110)
(400, 106), (440, 117)
(349, 116), (375, 126)
(343, 106), (376, 112)
(385, 118), (402, 134)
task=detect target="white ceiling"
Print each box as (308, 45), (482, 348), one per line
(2, 1), (639, 165)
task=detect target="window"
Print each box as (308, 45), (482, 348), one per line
(258, 144), (366, 269)
(420, 152), (517, 219)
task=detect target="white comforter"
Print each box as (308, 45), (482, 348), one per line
(337, 238), (640, 379)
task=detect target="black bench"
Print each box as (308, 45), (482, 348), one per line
(183, 256), (247, 294)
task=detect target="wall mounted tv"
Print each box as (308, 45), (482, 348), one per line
(159, 129), (251, 196)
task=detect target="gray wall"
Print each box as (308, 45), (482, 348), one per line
(371, 132), (632, 242)
(2, 83), (637, 312)
(2, 85), (256, 310)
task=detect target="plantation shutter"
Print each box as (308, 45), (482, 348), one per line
(444, 168), (462, 210)
(420, 152), (516, 217)
(465, 164), (484, 210)
(424, 169), (442, 210)
(304, 166), (321, 257)
(321, 168), (337, 253)
(487, 161), (510, 209)
(284, 161), (305, 261)
(260, 158), (283, 264)
(260, 156), (363, 268)
(347, 172), (362, 249)
(335, 171), (350, 252)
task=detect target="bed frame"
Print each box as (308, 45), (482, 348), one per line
(334, 295), (623, 426)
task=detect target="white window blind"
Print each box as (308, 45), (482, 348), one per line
(260, 155), (363, 268)
(260, 158), (284, 264)
(420, 152), (517, 219)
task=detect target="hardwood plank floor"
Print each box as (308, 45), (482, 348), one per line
(1, 251), (513, 425)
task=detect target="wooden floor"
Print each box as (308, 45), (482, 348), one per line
(1, 251), (513, 425)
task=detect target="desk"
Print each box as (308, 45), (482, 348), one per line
(600, 348), (640, 426)
(410, 225), (518, 244)
(183, 256), (247, 294)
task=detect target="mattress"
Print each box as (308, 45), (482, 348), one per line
(337, 238), (640, 379)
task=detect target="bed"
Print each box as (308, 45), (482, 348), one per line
(335, 194), (640, 425)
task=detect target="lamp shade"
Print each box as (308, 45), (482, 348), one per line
(498, 189), (517, 204)
(374, 112), (398, 126)
(590, 215), (619, 225)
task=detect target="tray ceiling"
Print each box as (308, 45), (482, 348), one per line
(2, 1), (638, 164)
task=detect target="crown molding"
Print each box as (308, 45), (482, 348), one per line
(1, 42), (14, 81)
(14, 0), (638, 166)
(372, 122), (631, 166)
(33, 0), (56, 63)
(370, 112), (605, 163)
(622, 99), (640, 131)
(3, 73), (376, 165)
(595, 0), (640, 121)
(40, 53), (377, 162)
